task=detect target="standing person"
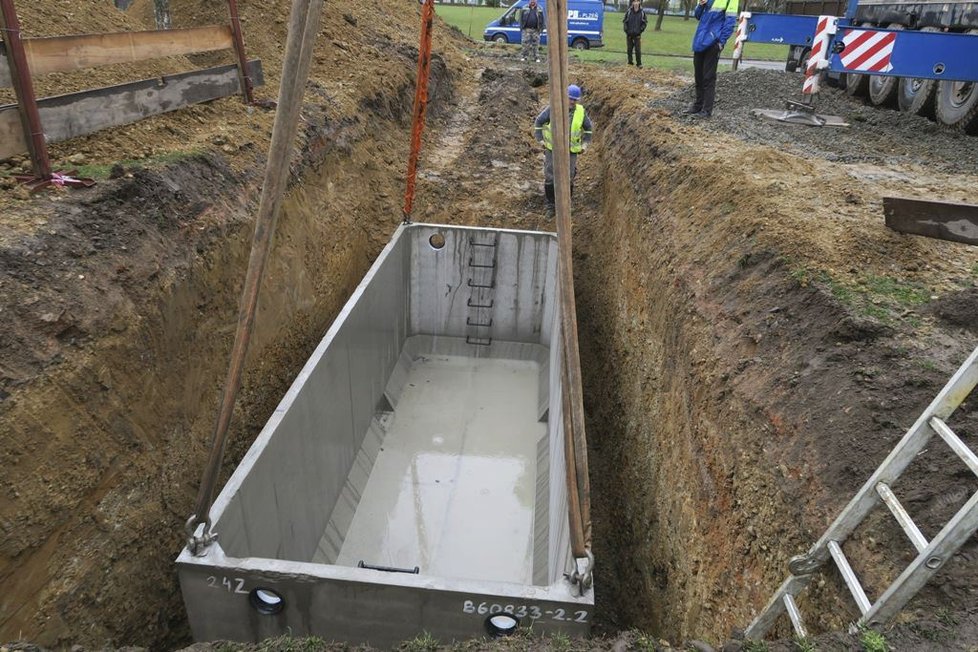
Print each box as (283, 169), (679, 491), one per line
(686, 0), (739, 117)
(533, 85), (594, 208)
(623, 0), (648, 68)
(520, 0), (544, 63)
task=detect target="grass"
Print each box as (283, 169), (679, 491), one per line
(401, 631), (440, 652)
(794, 636), (817, 652)
(435, 5), (788, 67)
(68, 149), (201, 180)
(858, 627), (889, 652)
(787, 261), (933, 326)
(743, 640), (770, 652)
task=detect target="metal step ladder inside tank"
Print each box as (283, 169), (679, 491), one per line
(465, 233), (498, 347)
(746, 345), (978, 641)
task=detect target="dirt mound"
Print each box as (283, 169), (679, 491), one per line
(654, 68), (978, 173)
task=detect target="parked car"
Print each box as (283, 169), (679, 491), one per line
(483, 0), (605, 49)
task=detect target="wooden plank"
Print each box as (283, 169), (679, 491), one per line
(884, 196), (978, 247)
(0, 26), (233, 86)
(0, 59), (263, 159)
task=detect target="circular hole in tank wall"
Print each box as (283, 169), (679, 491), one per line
(484, 613), (520, 637)
(249, 587), (285, 615)
(429, 233), (446, 250)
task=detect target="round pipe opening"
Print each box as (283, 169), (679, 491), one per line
(428, 233), (446, 250)
(485, 613), (520, 637)
(249, 587), (285, 615)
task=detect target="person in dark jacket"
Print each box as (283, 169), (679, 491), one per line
(520, 0), (544, 62)
(623, 0), (648, 68)
(686, 0), (739, 117)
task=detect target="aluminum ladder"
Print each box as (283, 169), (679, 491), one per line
(746, 345), (978, 640)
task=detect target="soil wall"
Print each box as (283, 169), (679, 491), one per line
(0, 44), (456, 651)
(575, 74), (978, 643)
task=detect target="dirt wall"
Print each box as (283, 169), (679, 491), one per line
(0, 37), (457, 652)
(574, 72), (978, 643)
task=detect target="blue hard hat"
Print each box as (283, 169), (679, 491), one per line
(568, 84), (582, 100)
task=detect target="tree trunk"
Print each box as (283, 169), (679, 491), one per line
(154, 0), (171, 30)
(654, 0), (667, 30)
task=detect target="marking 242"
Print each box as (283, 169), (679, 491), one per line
(206, 575), (249, 594)
(462, 600), (588, 623)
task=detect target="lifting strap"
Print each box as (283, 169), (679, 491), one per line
(402, 0), (435, 224)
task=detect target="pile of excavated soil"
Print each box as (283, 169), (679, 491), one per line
(654, 68), (978, 173)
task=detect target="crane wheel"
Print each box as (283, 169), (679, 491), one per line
(899, 27), (940, 117)
(935, 29), (978, 134)
(867, 24), (904, 107)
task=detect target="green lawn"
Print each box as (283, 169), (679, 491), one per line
(435, 5), (787, 64)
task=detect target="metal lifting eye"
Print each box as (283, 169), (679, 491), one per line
(933, 63), (946, 75)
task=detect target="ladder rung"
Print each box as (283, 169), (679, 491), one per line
(783, 593), (808, 639)
(876, 482), (928, 553)
(467, 298), (494, 309)
(469, 238), (498, 247)
(828, 540), (872, 615)
(465, 335), (492, 346)
(467, 279), (495, 289)
(930, 416), (978, 477)
(466, 317), (493, 327)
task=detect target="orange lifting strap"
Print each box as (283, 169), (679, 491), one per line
(402, 0), (435, 223)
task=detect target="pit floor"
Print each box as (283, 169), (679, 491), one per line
(332, 354), (545, 584)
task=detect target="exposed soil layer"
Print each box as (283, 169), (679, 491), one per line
(2, 8), (978, 652)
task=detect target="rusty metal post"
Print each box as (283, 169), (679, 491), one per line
(226, 0), (254, 103)
(402, 0), (435, 224)
(0, 0), (51, 178)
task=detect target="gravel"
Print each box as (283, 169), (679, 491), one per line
(653, 69), (978, 174)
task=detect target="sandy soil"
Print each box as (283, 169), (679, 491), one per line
(2, 2), (978, 651)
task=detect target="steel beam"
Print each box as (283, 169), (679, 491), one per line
(883, 197), (978, 246)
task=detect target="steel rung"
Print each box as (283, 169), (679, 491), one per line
(467, 299), (494, 308)
(783, 593), (808, 639)
(860, 490), (978, 627)
(467, 279), (495, 289)
(828, 541), (872, 615)
(469, 238), (498, 247)
(930, 417), (978, 477)
(466, 317), (493, 327)
(876, 482), (928, 553)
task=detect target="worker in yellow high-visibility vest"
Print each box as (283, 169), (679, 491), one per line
(533, 84), (594, 209)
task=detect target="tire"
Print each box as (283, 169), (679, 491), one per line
(571, 37), (589, 50)
(935, 29), (978, 133)
(845, 23), (870, 98)
(867, 23), (903, 107)
(492, 33), (508, 44)
(898, 26), (939, 117)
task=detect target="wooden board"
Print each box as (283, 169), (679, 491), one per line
(0, 25), (233, 87)
(0, 59), (263, 160)
(884, 196), (978, 247)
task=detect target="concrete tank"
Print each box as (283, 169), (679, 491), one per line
(177, 223), (593, 646)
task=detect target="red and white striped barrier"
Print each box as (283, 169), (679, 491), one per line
(839, 28), (896, 72)
(802, 15), (838, 96)
(731, 12), (751, 63)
